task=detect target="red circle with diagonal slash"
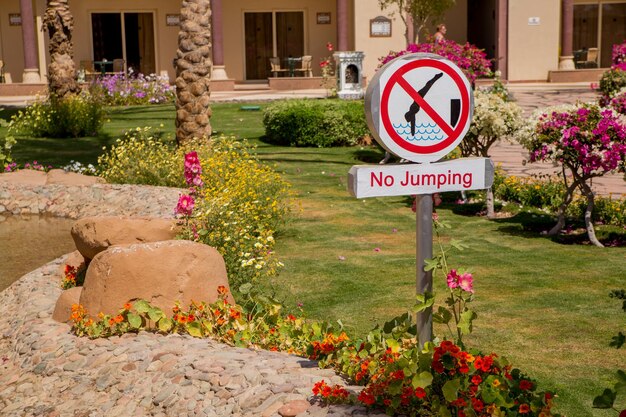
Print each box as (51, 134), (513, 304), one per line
(380, 58), (470, 154)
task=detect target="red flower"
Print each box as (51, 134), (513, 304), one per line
(392, 370), (405, 380)
(217, 285), (227, 295)
(287, 314), (297, 321)
(415, 387), (426, 399)
(383, 399), (391, 406)
(326, 42), (334, 51)
(358, 390), (376, 405)
(471, 398), (484, 412)
(519, 404), (530, 414)
(519, 379), (533, 390)
(321, 385), (332, 398)
(618, 409), (626, 417)
(472, 375), (482, 385)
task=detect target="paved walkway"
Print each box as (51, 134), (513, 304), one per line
(1, 82), (624, 196)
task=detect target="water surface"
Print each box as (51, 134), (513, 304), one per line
(0, 215), (76, 291)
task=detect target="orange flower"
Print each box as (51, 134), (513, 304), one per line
(217, 285), (228, 295)
(216, 318), (226, 326)
(123, 303), (132, 311)
(114, 315), (124, 323)
(187, 314), (196, 323)
(108, 318), (115, 326)
(229, 309), (241, 320)
(519, 404), (530, 414)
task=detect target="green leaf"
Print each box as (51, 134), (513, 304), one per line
(457, 310), (477, 335)
(186, 322), (203, 338)
(424, 257), (440, 272)
(433, 306), (453, 325)
(127, 313), (142, 329)
(438, 405), (452, 417)
(134, 300), (151, 314)
(413, 292), (435, 313)
(158, 317), (173, 333)
(148, 308), (164, 322)
(592, 388), (616, 408)
(239, 283), (253, 294)
(442, 378), (461, 402)
(412, 371), (433, 388)
(450, 239), (468, 251)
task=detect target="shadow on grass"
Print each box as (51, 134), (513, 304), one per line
(492, 211), (626, 246)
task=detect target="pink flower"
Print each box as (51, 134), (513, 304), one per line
(326, 42), (334, 51)
(175, 194), (195, 216)
(373, 247), (381, 252)
(446, 270), (460, 289)
(458, 272), (474, 293)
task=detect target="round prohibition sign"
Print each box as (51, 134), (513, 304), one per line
(365, 53), (474, 163)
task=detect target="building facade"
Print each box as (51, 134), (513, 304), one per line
(0, 0), (624, 86)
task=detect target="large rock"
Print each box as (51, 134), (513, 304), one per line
(79, 240), (234, 317)
(52, 286), (83, 323)
(71, 216), (179, 259)
(46, 169), (104, 186)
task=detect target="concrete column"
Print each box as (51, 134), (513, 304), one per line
(495, 0), (508, 79)
(211, 0), (228, 80)
(559, 0), (575, 70)
(337, 0), (349, 51)
(19, 0), (41, 83)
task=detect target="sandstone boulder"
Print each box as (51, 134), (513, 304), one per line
(0, 170), (47, 185)
(277, 400), (311, 417)
(46, 169), (105, 186)
(79, 240), (234, 317)
(71, 216), (179, 259)
(52, 286), (82, 323)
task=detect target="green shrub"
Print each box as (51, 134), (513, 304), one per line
(493, 169), (566, 212)
(8, 93), (104, 138)
(263, 99), (368, 147)
(567, 194), (626, 227)
(97, 126), (184, 187)
(599, 68), (626, 105)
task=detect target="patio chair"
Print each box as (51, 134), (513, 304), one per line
(79, 60), (96, 81)
(112, 58), (125, 74)
(575, 47), (598, 69)
(294, 55), (313, 77)
(269, 57), (288, 77)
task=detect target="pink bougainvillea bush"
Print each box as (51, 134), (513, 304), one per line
(379, 40), (492, 84)
(522, 103), (626, 246)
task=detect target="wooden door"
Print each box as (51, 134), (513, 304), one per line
(276, 12), (304, 59)
(244, 12), (273, 80)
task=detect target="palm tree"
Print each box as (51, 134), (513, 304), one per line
(175, 0), (213, 144)
(43, 0), (81, 98)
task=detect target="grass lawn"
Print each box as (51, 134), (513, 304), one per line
(2, 102), (625, 416)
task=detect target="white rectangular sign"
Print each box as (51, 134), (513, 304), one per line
(348, 157), (494, 198)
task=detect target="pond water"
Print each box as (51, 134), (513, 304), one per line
(0, 215), (77, 292)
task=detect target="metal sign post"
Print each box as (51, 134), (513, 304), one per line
(415, 194), (433, 348)
(351, 53), (487, 346)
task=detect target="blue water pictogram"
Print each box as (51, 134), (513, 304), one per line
(392, 123), (444, 142)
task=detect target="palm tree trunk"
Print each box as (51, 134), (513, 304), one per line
(175, 0), (213, 145)
(43, 0), (80, 98)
